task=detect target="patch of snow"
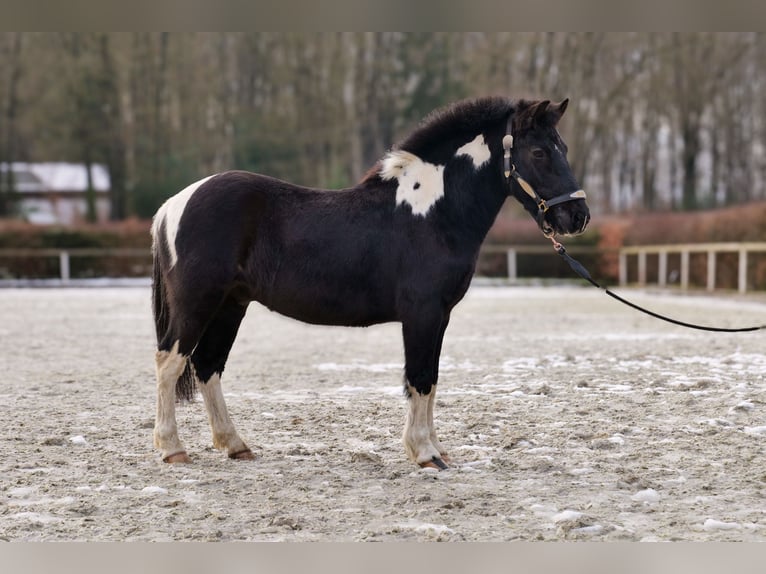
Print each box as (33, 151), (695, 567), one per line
(730, 400), (755, 414)
(502, 357), (539, 373)
(8, 487), (36, 498)
(397, 521), (455, 536)
(315, 362), (401, 373)
(703, 518), (741, 531)
(704, 418), (734, 428)
(336, 385), (369, 393)
(663, 475), (687, 486)
(632, 489), (661, 503)
(439, 356), (482, 372)
(141, 486), (168, 495)
(530, 503), (556, 515)
(553, 510), (583, 523)
(744, 426), (766, 436)
(10, 512), (62, 524)
(8, 496), (75, 508)
(182, 491), (204, 504)
(605, 384), (634, 393)
(525, 446), (555, 455)
(69, 435), (87, 445)
(572, 524), (604, 535)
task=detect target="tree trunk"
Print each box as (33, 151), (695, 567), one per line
(0, 32), (23, 216)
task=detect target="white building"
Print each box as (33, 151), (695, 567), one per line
(0, 162), (111, 224)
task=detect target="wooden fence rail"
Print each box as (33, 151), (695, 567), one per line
(0, 248), (150, 283)
(2, 244), (765, 292)
(618, 242), (766, 293)
(481, 244), (602, 282)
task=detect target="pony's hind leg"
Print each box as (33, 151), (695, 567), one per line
(198, 374), (254, 460)
(191, 297), (254, 460)
(153, 273), (234, 463)
(154, 341), (192, 463)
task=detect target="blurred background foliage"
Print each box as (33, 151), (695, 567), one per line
(1, 32), (766, 223)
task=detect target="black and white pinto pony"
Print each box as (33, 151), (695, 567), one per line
(151, 96), (590, 469)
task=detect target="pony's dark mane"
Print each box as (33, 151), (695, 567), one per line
(361, 96), (523, 184)
(395, 96), (514, 155)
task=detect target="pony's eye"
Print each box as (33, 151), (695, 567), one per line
(531, 148), (546, 160)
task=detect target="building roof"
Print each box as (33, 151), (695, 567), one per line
(0, 162), (110, 193)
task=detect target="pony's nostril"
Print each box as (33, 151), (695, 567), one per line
(573, 212), (589, 233)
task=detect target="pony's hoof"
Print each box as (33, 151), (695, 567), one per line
(419, 456), (449, 470)
(229, 449), (256, 461)
(163, 451), (192, 464)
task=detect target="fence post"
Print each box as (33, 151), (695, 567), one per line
(637, 251), (647, 286)
(680, 250), (689, 290)
(619, 251), (627, 286)
(739, 249), (748, 294)
(506, 249), (517, 282)
(707, 250), (716, 292)
(59, 251), (70, 283)
(658, 251), (667, 287)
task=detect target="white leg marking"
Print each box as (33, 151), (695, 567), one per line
(151, 174), (217, 267)
(427, 386), (447, 457)
(199, 373), (251, 457)
(380, 151), (445, 216)
(402, 383), (442, 464)
(455, 134), (491, 168)
(153, 341), (188, 460)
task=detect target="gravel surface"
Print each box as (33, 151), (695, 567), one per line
(2, 285), (766, 541)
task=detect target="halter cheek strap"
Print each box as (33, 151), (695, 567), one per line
(502, 131), (586, 233)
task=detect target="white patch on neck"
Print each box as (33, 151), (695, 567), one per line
(380, 151), (445, 216)
(455, 134), (491, 168)
(151, 174), (216, 267)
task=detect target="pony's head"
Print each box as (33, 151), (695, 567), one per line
(508, 99), (590, 237)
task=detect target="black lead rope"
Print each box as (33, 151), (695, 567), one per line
(552, 241), (766, 333)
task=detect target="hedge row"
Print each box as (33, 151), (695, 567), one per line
(0, 219), (152, 279)
(2, 202), (766, 285)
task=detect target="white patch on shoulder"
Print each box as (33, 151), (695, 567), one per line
(455, 134), (491, 168)
(151, 174), (216, 267)
(380, 151), (445, 217)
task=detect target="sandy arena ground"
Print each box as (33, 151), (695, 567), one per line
(2, 284), (766, 541)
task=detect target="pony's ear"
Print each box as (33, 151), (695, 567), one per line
(514, 100), (551, 133)
(549, 98), (569, 124)
(531, 100), (551, 124)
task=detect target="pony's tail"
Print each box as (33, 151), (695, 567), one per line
(176, 361), (197, 403)
(152, 234), (196, 402)
(151, 248), (169, 348)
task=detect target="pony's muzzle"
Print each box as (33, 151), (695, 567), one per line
(546, 198), (590, 237)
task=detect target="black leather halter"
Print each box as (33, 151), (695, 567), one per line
(502, 119), (586, 237)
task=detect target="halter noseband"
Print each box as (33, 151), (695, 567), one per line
(502, 121), (586, 237)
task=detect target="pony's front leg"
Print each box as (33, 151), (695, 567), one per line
(401, 309), (450, 469)
(427, 388), (450, 464)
